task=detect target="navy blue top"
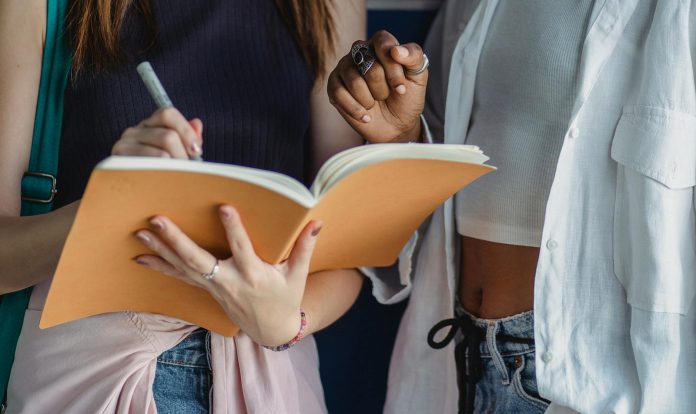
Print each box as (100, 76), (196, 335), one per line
(55, 0), (314, 208)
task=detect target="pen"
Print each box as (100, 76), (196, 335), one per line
(136, 61), (203, 161)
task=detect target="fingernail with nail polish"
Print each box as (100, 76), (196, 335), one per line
(150, 219), (164, 230)
(396, 85), (407, 95)
(133, 257), (148, 265)
(191, 142), (202, 155)
(136, 232), (151, 244)
(362, 115), (371, 123)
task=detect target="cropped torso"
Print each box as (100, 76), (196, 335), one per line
(456, 1), (594, 317)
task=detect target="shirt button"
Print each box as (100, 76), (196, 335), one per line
(546, 239), (558, 250)
(541, 352), (554, 363)
(568, 127), (580, 139)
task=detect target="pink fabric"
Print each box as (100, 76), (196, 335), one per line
(6, 279), (327, 414)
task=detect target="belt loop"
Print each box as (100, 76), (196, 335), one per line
(485, 321), (510, 384)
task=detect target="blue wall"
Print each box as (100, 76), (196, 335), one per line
(314, 4), (440, 413)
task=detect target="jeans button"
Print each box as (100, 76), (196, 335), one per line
(515, 355), (523, 367)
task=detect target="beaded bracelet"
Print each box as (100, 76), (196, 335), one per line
(263, 309), (307, 352)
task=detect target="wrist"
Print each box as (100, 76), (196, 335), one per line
(392, 119), (423, 143)
(263, 309), (307, 351)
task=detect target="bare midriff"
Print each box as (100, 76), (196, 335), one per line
(458, 236), (538, 319)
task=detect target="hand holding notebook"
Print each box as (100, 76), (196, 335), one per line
(41, 143), (495, 335)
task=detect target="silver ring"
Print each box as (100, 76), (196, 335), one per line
(406, 54), (429, 76)
(351, 41), (376, 76)
(201, 259), (220, 281)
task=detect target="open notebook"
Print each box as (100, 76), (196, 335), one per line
(41, 143), (495, 335)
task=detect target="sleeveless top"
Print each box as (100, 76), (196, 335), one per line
(54, 0), (314, 209)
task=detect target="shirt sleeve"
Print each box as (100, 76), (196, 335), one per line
(359, 214), (433, 304)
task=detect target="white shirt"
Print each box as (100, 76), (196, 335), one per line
(364, 1), (696, 413)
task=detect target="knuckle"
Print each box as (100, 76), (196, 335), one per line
(232, 239), (247, 254)
(346, 73), (365, 92)
(161, 107), (176, 118)
(339, 64), (358, 80)
(327, 77), (341, 96)
(377, 43), (392, 56)
(160, 130), (180, 147)
(408, 42), (423, 55)
(246, 277), (262, 290)
(348, 104), (365, 119)
(373, 30), (390, 40)
(365, 65), (385, 83)
(123, 126), (138, 137)
(339, 54), (354, 67)
(361, 96), (376, 110)
(182, 252), (201, 268)
(373, 33), (393, 52)
(371, 88), (389, 101)
(111, 142), (124, 155)
(159, 108), (178, 124)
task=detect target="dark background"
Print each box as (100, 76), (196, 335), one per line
(314, 2), (441, 413)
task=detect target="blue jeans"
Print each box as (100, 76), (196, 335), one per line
(428, 307), (550, 414)
(458, 309), (549, 414)
(153, 329), (212, 413)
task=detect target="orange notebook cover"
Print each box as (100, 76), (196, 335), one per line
(40, 143), (494, 336)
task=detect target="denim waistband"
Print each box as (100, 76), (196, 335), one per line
(156, 328), (210, 369)
(455, 303), (535, 357)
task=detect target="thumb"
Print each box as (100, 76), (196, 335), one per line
(287, 221), (322, 283)
(390, 43), (428, 83)
(189, 118), (204, 140)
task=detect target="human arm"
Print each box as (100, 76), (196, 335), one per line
(132, 1), (367, 345)
(0, 0), (80, 294)
(302, 0), (367, 335)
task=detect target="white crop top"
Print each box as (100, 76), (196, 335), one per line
(455, 0), (595, 247)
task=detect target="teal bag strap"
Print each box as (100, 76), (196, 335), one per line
(0, 0), (71, 405)
(21, 0), (71, 214)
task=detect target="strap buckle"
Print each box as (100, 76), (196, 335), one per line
(21, 171), (57, 204)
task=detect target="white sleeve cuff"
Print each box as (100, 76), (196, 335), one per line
(359, 231), (419, 304)
(420, 114), (434, 144)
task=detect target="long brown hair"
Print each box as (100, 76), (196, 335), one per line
(66, 0), (336, 75)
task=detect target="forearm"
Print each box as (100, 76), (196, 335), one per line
(301, 268), (363, 335)
(0, 201), (77, 294)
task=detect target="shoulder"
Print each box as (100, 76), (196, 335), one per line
(332, 0), (365, 41)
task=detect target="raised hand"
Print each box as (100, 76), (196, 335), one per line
(327, 30), (429, 143)
(132, 205), (322, 347)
